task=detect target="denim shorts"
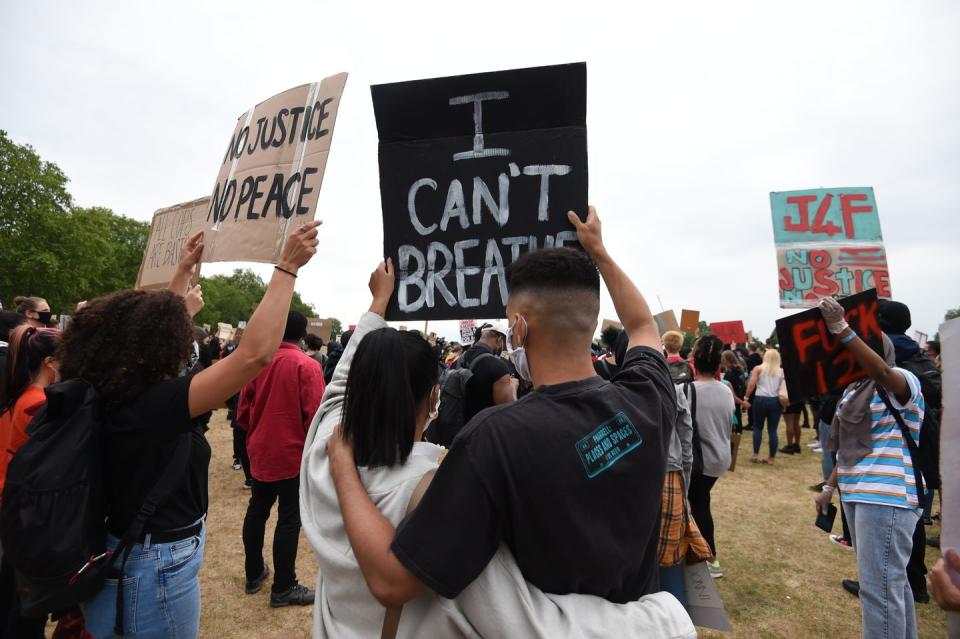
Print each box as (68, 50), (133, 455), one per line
(81, 526), (206, 639)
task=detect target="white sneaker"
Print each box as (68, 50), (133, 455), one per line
(806, 442), (820, 448)
(708, 561), (723, 579)
(811, 446), (822, 453)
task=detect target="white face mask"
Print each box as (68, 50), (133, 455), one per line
(423, 386), (440, 431)
(506, 316), (532, 382)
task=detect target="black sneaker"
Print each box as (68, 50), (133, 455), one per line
(914, 589), (930, 604)
(245, 565), (270, 594)
(842, 579), (860, 598)
(779, 446), (796, 455)
(270, 583), (315, 608)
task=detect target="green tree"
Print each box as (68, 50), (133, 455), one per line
(194, 268), (315, 327)
(0, 131), (148, 313)
(329, 318), (343, 340)
(946, 307), (960, 322)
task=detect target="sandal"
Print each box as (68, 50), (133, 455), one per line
(750, 456), (760, 463)
(762, 458), (775, 465)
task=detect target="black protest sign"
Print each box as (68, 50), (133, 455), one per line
(372, 62), (588, 321)
(775, 289), (883, 402)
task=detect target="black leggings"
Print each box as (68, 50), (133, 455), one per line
(688, 472), (719, 556)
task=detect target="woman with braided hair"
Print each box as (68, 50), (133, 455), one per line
(688, 334), (735, 579)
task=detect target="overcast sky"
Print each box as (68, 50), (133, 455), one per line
(2, 1), (958, 342)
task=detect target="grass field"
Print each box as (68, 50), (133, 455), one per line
(197, 410), (948, 638)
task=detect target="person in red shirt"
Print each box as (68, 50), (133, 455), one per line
(238, 311), (324, 607)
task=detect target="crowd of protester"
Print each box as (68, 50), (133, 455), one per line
(0, 207), (955, 639)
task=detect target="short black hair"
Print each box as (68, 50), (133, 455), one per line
(926, 341), (940, 356)
(340, 328), (439, 468)
(506, 247), (600, 297)
(692, 335), (724, 375)
(340, 329), (354, 348)
(304, 333), (324, 350)
(0, 310), (27, 342)
(283, 310), (307, 342)
(877, 300), (911, 334)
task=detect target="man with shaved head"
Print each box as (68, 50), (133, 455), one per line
(329, 206), (676, 605)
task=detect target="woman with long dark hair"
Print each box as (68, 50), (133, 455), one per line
(689, 335), (734, 579)
(0, 324), (61, 638)
(67, 223), (320, 638)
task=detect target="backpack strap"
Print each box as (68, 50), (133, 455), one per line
(113, 433), (193, 636)
(875, 386), (925, 501)
(467, 352), (496, 372)
(380, 468), (437, 639)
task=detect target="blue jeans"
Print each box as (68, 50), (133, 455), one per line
(752, 396), (782, 457)
(82, 527), (206, 638)
(843, 501), (921, 639)
(819, 420), (834, 480)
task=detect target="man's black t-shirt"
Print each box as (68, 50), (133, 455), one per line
(392, 346), (675, 603)
(104, 376), (211, 533)
(463, 351), (511, 423)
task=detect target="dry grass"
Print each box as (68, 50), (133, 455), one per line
(196, 411), (948, 638)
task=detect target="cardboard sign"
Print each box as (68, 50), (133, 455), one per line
(684, 561), (733, 632)
(710, 321), (747, 345)
(202, 74), (348, 264)
(216, 322), (235, 342)
(372, 63), (588, 321)
(775, 289), (883, 401)
(770, 187), (891, 308)
(600, 318), (624, 334)
(937, 318), (960, 636)
(136, 197), (210, 290)
(459, 319), (477, 345)
(680, 309), (700, 334)
(306, 317), (333, 343)
(654, 310), (680, 336)
(913, 330), (928, 347)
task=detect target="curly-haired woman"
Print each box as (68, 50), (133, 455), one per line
(72, 223), (320, 639)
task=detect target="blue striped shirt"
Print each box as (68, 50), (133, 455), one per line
(837, 368), (924, 509)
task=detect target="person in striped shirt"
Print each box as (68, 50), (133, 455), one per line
(814, 298), (925, 639)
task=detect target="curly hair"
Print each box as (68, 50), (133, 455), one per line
(58, 289), (193, 404)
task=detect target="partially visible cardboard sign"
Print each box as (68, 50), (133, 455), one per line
(770, 187), (891, 308)
(136, 197), (210, 290)
(600, 318), (624, 334)
(307, 317), (333, 343)
(937, 318), (960, 636)
(216, 322), (235, 342)
(654, 310), (680, 336)
(459, 319), (477, 345)
(680, 309), (700, 334)
(202, 74), (348, 264)
(913, 330), (928, 347)
(710, 321), (747, 345)
(775, 289), (883, 401)
(684, 561), (732, 632)
(373, 63), (588, 321)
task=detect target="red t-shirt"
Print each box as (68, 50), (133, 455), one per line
(237, 343), (325, 482)
(0, 385), (46, 506)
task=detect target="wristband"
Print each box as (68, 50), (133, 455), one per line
(822, 485), (836, 496)
(840, 331), (857, 345)
(274, 265), (297, 278)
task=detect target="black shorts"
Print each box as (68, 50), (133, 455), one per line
(783, 402), (805, 415)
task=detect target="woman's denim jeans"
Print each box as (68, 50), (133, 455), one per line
(82, 527), (206, 638)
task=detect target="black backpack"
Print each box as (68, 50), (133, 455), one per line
(668, 360), (694, 385)
(1, 379), (190, 631)
(897, 350), (942, 489)
(424, 353), (495, 447)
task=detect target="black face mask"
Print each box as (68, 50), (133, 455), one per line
(36, 311), (53, 325)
